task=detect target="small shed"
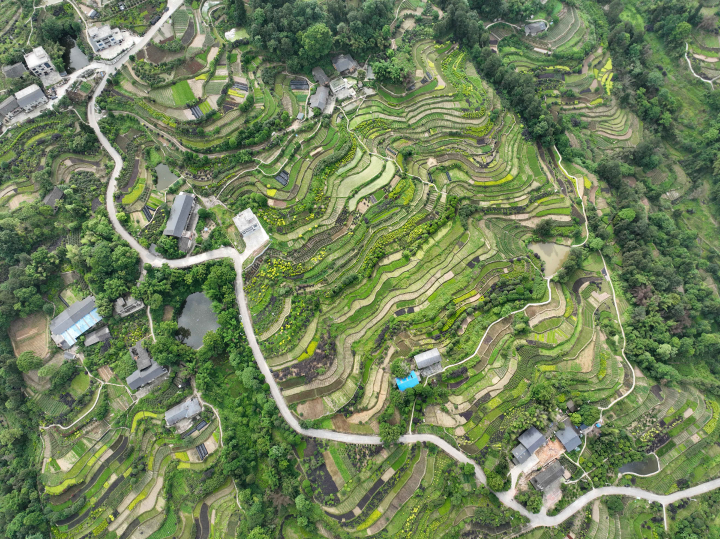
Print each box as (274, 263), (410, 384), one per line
(566, 399), (577, 413)
(43, 187), (65, 209)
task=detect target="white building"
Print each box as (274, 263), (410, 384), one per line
(88, 25), (124, 52)
(15, 84), (47, 112)
(24, 47), (55, 77)
(233, 208), (260, 237)
(329, 78), (347, 95)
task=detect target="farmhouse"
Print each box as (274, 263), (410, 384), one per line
(16, 84), (48, 112)
(309, 86), (329, 111)
(2, 62), (26, 79)
(511, 426), (547, 465)
(0, 96), (20, 122)
(556, 421), (581, 452)
(524, 21), (547, 37)
(233, 208), (260, 237)
(84, 326), (111, 347)
(164, 192), (195, 237)
(114, 296), (145, 318)
(42, 186), (64, 210)
(165, 397), (202, 427)
(332, 54), (359, 75)
(396, 371), (420, 391)
(530, 460), (565, 491)
(88, 25), (124, 52)
(312, 67), (329, 85)
(127, 361), (167, 390)
(330, 78), (355, 101)
(50, 296), (102, 349)
(24, 47), (56, 78)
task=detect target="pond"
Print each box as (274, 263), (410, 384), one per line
(619, 455), (659, 476)
(177, 292), (220, 350)
(529, 242), (572, 276)
(155, 163), (179, 190)
(61, 36), (90, 73)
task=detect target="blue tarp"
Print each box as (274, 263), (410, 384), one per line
(396, 371), (420, 391)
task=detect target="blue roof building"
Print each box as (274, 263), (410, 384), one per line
(50, 296), (102, 349)
(396, 371), (420, 391)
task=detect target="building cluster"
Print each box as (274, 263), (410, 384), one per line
(511, 418), (586, 493)
(395, 348), (443, 391)
(0, 84), (48, 122)
(310, 54), (361, 115)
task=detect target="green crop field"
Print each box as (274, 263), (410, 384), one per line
(171, 80), (195, 107)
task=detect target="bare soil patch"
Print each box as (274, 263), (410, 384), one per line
(98, 365), (114, 382)
(145, 44), (169, 64)
(10, 311), (49, 358)
(297, 397), (325, 420)
(9, 193), (37, 209)
(162, 305), (174, 321)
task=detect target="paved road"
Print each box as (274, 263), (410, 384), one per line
(83, 17), (720, 529)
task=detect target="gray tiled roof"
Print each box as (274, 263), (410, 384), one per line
(15, 84), (45, 109)
(312, 67), (329, 85)
(518, 426), (546, 454)
(556, 421), (581, 452)
(2, 63), (27, 79)
(165, 397), (202, 426)
(51, 296), (97, 335)
(85, 326), (111, 346)
(43, 186), (64, 207)
(126, 360), (166, 390)
(0, 96), (19, 116)
(130, 340), (152, 370)
(309, 86), (329, 110)
(164, 192), (194, 237)
(512, 444), (531, 464)
(332, 54), (358, 73)
(530, 460), (565, 491)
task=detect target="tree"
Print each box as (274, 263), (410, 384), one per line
(301, 23), (333, 61)
(16, 350), (43, 372)
(379, 423), (403, 446)
(596, 159), (622, 188)
(535, 219), (554, 239)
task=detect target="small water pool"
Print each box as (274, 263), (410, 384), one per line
(619, 455), (659, 476)
(155, 163), (179, 191)
(177, 292), (220, 350)
(529, 242), (572, 276)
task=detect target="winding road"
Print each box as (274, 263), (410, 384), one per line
(79, 6), (720, 531)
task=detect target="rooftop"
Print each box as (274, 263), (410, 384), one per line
(84, 326), (111, 346)
(130, 340), (152, 370)
(2, 62), (26, 79)
(164, 192), (194, 237)
(0, 96), (19, 115)
(234, 208), (260, 236)
(50, 296), (101, 348)
(396, 371), (420, 391)
(312, 67), (329, 85)
(127, 360), (166, 390)
(414, 348), (441, 369)
(556, 421), (581, 452)
(165, 397), (202, 426)
(24, 47), (51, 69)
(530, 460), (565, 491)
(518, 426), (547, 454)
(15, 84), (46, 108)
(42, 186), (64, 208)
(309, 86), (329, 111)
(332, 54), (358, 73)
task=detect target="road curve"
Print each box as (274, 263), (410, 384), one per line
(84, 18), (720, 529)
